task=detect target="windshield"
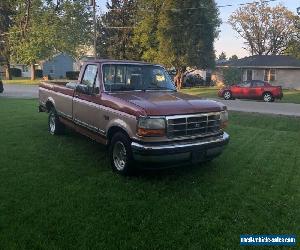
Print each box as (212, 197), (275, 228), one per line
(103, 64), (176, 92)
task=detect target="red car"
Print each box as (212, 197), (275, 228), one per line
(218, 80), (283, 102)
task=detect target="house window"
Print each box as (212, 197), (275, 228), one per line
(264, 69), (276, 82)
(22, 65), (28, 72)
(246, 70), (253, 81)
(49, 65), (55, 74)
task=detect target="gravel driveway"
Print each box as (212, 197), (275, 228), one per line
(1, 84), (300, 117)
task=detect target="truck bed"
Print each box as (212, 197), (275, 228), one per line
(39, 81), (76, 118)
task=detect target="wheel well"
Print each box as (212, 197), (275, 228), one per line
(45, 101), (54, 112)
(107, 126), (129, 144)
(263, 91), (273, 97)
(223, 90), (232, 97)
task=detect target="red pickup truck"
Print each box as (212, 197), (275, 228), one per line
(39, 60), (229, 175)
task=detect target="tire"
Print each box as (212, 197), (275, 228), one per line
(263, 92), (273, 102)
(109, 132), (134, 175)
(223, 90), (232, 100)
(0, 82), (3, 93)
(48, 108), (65, 135)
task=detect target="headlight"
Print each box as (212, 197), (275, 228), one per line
(137, 117), (166, 137)
(220, 110), (228, 129)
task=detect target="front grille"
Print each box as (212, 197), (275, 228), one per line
(166, 113), (221, 138)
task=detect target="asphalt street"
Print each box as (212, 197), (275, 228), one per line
(1, 84), (300, 117)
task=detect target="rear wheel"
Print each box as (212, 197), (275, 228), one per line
(109, 132), (134, 175)
(263, 92), (273, 102)
(223, 90), (232, 100)
(48, 108), (65, 135)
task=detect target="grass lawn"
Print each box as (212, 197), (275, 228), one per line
(182, 87), (300, 104)
(3, 77), (41, 85)
(0, 98), (299, 249)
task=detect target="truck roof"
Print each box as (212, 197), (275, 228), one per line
(84, 59), (155, 66)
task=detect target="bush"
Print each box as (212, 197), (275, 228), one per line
(223, 68), (242, 86)
(66, 71), (79, 80)
(35, 69), (43, 78)
(9, 68), (22, 77)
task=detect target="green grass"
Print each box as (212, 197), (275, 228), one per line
(0, 98), (299, 249)
(182, 87), (300, 104)
(3, 77), (69, 85)
(3, 77), (41, 85)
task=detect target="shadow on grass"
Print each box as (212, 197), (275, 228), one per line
(63, 127), (216, 181)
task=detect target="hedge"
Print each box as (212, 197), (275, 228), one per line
(9, 68), (22, 77)
(66, 71), (79, 80)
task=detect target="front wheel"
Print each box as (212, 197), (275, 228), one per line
(223, 91), (232, 100)
(109, 132), (134, 175)
(263, 92), (274, 102)
(48, 108), (65, 135)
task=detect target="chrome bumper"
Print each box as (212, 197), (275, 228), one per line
(131, 132), (230, 164)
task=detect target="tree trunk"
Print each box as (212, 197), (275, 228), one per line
(174, 67), (186, 90)
(30, 63), (35, 80)
(5, 63), (12, 80)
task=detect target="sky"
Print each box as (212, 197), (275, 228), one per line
(215, 0), (299, 58)
(97, 0), (300, 59)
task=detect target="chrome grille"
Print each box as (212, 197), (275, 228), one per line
(166, 113), (221, 138)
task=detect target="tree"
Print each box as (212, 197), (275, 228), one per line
(229, 1), (297, 55)
(0, 0), (16, 80)
(218, 51), (227, 61)
(132, 0), (162, 62)
(223, 68), (242, 85)
(157, 0), (220, 70)
(229, 54), (238, 61)
(9, 0), (92, 80)
(133, 0), (220, 88)
(97, 0), (140, 60)
(285, 16), (300, 59)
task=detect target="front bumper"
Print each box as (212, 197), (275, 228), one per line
(131, 132), (230, 165)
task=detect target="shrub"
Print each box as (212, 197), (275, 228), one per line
(66, 71), (80, 80)
(9, 68), (22, 77)
(35, 69), (43, 78)
(223, 68), (242, 86)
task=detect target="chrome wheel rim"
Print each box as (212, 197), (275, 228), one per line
(264, 94), (272, 102)
(113, 141), (127, 171)
(49, 113), (56, 134)
(224, 92), (231, 100)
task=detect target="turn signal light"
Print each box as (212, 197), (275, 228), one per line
(137, 128), (165, 137)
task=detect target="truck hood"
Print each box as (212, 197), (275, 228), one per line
(110, 91), (226, 116)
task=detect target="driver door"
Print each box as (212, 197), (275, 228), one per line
(73, 64), (105, 134)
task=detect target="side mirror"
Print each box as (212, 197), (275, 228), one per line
(75, 84), (94, 95)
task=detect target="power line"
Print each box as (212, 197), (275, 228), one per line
(106, 0), (279, 12)
(99, 0), (281, 29)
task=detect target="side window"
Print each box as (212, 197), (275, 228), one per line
(238, 81), (250, 87)
(103, 64), (116, 85)
(82, 64), (98, 88)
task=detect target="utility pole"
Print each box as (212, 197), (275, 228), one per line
(93, 0), (97, 59)
(89, 0), (97, 59)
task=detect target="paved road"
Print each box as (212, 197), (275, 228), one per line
(215, 99), (300, 117)
(0, 84), (38, 99)
(1, 84), (300, 117)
